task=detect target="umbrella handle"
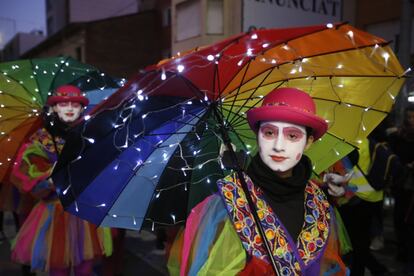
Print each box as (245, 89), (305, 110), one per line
(212, 107), (280, 275)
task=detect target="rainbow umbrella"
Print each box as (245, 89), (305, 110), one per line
(0, 56), (121, 186)
(52, 23), (405, 234)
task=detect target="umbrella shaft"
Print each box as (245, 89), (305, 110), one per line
(212, 107), (280, 275)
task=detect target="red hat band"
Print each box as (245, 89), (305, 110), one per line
(246, 87), (328, 140)
(46, 85), (89, 106)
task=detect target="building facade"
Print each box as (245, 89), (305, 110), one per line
(1, 31), (45, 61)
(171, 0), (345, 54)
(46, 0), (139, 36)
(22, 12), (165, 79)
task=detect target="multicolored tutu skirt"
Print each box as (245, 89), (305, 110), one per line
(11, 199), (112, 272)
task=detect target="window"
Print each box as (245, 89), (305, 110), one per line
(206, 0), (223, 34)
(176, 0), (201, 41)
(162, 7), (171, 27)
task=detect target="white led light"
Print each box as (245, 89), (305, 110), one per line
(177, 65), (185, 72)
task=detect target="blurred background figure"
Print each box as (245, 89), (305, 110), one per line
(10, 85), (112, 276)
(326, 119), (404, 275)
(387, 104), (414, 274)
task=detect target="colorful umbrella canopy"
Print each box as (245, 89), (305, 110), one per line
(53, 23), (406, 231)
(0, 56), (121, 185)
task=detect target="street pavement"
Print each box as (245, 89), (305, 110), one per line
(0, 207), (409, 275)
(367, 207), (406, 276)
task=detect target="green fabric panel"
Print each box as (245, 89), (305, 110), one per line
(102, 228), (113, 256)
(189, 114), (223, 211)
(334, 207), (353, 255)
(305, 133), (355, 174)
(23, 141), (52, 179)
(198, 218), (246, 275)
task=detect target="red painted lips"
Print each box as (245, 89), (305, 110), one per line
(270, 155), (287, 162)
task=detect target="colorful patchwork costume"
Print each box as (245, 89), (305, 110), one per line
(11, 127), (112, 272)
(168, 171), (347, 276)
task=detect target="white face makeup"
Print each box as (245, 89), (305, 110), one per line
(258, 121), (308, 174)
(52, 101), (83, 123)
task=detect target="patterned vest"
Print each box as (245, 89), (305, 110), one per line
(217, 172), (332, 275)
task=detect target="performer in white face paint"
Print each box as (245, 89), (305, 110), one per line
(11, 85), (112, 276)
(257, 121), (311, 176)
(168, 87), (349, 276)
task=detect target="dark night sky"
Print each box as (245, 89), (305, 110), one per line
(0, 0), (46, 48)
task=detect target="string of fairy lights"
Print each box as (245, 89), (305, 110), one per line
(1, 24), (411, 230)
(0, 56), (122, 176)
(52, 23), (411, 230)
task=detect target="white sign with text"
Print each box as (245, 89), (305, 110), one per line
(243, 0), (342, 31)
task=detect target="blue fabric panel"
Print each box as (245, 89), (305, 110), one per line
(100, 114), (203, 229)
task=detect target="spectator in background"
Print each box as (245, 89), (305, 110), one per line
(388, 104), (414, 273)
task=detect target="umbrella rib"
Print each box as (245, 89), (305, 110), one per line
(1, 82), (43, 108)
(2, 91), (42, 107)
(256, 22), (351, 57)
(324, 131), (360, 147)
(28, 58), (48, 104)
(48, 56), (73, 92)
(219, 41), (397, 99)
(216, 23), (352, 95)
(228, 67), (285, 127)
(174, 74), (209, 101)
(311, 97), (390, 114)
(226, 69), (274, 126)
(154, 173), (224, 193)
(215, 24), (341, 95)
(229, 97), (388, 132)
(224, 69), (398, 128)
(263, 41), (392, 67)
(223, 59), (253, 124)
(144, 217), (186, 227)
(223, 72), (403, 105)
(362, 76), (402, 112)
(0, 113), (39, 123)
(222, 71), (402, 104)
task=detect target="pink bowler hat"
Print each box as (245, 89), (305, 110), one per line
(246, 87), (328, 140)
(46, 85), (89, 106)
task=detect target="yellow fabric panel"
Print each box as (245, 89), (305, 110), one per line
(167, 228), (185, 276)
(353, 139), (384, 202)
(198, 218), (246, 275)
